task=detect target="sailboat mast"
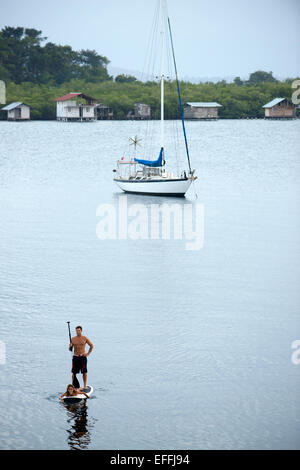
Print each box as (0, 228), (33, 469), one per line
(167, 17), (192, 175)
(160, 0), (165, 152)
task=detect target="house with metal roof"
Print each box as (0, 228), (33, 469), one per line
(97, 103), (114, 120)
(54, 93), (99, 121)
(127, 103), (151, 120)
(1, 102), (30, 120)
(183, 102), (222, 120)
(262, 98), (296, 119)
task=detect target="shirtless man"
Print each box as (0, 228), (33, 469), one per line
(69, 326), (93, 389)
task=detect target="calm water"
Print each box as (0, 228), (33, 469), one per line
(0, 119), (299, 450)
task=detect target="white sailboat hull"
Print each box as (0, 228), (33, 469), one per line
(114, 177), (192, 196)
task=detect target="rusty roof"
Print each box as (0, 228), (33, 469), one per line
(54, 93), (97, 102)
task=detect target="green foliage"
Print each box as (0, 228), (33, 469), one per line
(115, 74), (137, 83)
(1, 77), (296, 120)
(233, 71), (278, 87)
(0, 26), (112, 85)
(247, 70), (277, 85)
(0, 28), (297, 121)
(233, 76), (243, 86)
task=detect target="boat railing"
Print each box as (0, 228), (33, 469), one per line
(116, 160), (141, 179)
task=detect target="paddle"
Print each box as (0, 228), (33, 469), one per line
(67, 321), (80, 389)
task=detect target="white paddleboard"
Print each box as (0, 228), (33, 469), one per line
(61, 385), (93, 404)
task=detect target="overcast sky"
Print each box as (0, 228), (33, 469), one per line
(1, 0), (299, 80)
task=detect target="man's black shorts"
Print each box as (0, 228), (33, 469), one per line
(72, 355), (87, 374)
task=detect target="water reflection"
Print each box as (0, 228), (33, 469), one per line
(109, 191), (203, 251)
(112, 191), (193, 205)
(64, 402), (94, 450)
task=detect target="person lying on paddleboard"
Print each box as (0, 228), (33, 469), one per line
(69, 325), (93, 389)
(60, 384), (90, 401)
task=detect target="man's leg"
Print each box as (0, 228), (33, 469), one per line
(72, 356), (80, 388)
(83, 373), (87, 389)
(82, 356), (88, 389)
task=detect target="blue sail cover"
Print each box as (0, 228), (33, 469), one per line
(134, 148), (164, 167)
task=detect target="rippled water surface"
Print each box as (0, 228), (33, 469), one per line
(0, 120), (299, 449)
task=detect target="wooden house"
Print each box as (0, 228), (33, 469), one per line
(54, 93), (98, 121)
(97, 104), (114, 120)
(127, 103), (151, 120)
(1, 102), (30, 120)
(134, 103), (151, 119)
(183, 102), (222, 120)
(262, 98), (296, 119)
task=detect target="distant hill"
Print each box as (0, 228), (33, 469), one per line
(108, 65), (288, 84)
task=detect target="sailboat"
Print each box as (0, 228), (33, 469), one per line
(113, 0), (197, 197)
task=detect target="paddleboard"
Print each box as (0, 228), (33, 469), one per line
(61, 385), (93, 404)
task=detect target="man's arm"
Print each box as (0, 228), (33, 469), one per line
(85, 338), (93, 356)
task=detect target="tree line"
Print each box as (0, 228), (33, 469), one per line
(0, 27), (299, 119)
(3, 77), (298, 120)
(0, 27), (111, 84)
